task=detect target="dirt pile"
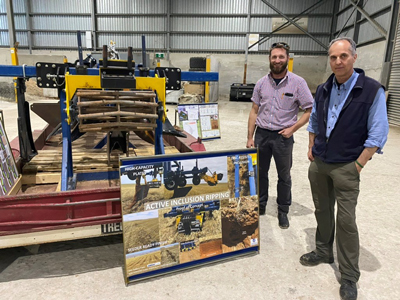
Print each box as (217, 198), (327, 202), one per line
(221, 196), (259, 251)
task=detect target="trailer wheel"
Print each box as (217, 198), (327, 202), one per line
(165, 179), (176, 190)
(192, 176), (201, 185)
(127, 172), (137, 181)
(178, 177), (187, 187)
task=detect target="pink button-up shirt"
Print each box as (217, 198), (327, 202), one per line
(251, 71), (313, 131)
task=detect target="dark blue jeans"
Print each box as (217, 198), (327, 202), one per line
(255, 127), (293, 213)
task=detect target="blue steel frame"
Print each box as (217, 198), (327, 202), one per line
(0, 65), (219, 82)
(0, 64), (219, 191)
(59, 90), (73, 191)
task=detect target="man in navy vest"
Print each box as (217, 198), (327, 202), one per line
(299, 37), (389, 300)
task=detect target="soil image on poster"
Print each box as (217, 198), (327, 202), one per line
(199, 238), (223, 259)
(159, 200), (222, 247)
(125, 247), (162, 277)
(210, 115), (219, 130)
(161, 243), (180, 267)
(163, 157), (228, 200)
(120, 163), (165, 214)
(123, 210), (161, 254)
(179, 240), (200, 263)
(227, 154), (253, 198)
(221, 196), (259, 253)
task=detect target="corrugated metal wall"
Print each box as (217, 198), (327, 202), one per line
(0, 0), (395, 55)
(334, 0), (392, 46)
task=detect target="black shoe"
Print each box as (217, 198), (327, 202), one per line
(340, 279), (357, 300)
(278, 212), (289, 229)
(259, 206), (266, 215)
(299, 251), (334, 266)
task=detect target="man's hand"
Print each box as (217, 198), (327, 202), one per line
(355, 162), (362, 173)
(246, 138), (254, 148)
(278, 127), (294, 138)
(308, 147), (314, 162)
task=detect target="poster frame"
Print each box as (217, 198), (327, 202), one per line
(119, 148), (259, 285)
(177, 102), (221, 140)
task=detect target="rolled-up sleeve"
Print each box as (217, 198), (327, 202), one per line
(307, 100), (319, 134)
(365, 87), (389, 153)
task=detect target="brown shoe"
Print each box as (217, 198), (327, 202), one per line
(299, 251), (334, 266)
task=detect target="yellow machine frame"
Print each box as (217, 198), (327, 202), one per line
(64, 73), (167, 124)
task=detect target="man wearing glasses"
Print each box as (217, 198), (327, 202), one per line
(246, 42), (313, 229)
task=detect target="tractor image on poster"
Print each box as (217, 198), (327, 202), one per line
(164, 200), (220, 235)
(163, 160), (223, 191)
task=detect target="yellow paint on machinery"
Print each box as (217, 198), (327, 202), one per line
(64, 74), (167, 124)
(10, 47), (19, 103)
(288, 57), (294, 72)
(204, 57), (211, 103)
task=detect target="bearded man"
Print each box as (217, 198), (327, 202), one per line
(246, 42), (313, 228)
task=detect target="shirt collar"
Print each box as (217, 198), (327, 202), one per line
(332, 70), (359, 90)
(268, 70), (290, 83)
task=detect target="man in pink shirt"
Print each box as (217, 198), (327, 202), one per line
(246, 42), (313, 228)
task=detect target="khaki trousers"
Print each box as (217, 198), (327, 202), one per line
(308, 157), (360, 282)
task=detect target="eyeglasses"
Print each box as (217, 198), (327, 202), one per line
(271, 42), (290, 50)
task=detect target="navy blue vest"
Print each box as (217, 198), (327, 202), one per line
(312, 68), (383, 163)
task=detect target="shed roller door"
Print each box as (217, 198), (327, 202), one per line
(388, 14), (400, 125)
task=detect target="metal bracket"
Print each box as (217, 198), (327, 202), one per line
(36, 62), (67, 89)
(155, 67), (181, 90)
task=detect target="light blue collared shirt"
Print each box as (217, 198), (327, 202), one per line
(307, 70), (389, 153)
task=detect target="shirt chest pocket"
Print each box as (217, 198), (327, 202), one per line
(278, 93), (295, 110)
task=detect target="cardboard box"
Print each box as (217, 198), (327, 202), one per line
(184, 83), (205, 95)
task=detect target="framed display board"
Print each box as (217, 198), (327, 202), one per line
(0, 120), (19, 196)
(177, 103), (221, 140)
(119, 149), (258, 284)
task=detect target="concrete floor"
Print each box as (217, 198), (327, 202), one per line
(0, 98), (399, 300)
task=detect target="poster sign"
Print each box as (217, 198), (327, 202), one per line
(272, 17), (308, 34)
(120, 149), (258, 284)
(0, 121), (19, 196)
(249, 34), (259, 52)
(178, 103), (220, 140)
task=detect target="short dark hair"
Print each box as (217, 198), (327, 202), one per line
(270, 42), (290, 56)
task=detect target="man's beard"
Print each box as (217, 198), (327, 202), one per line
(270, 61), (288, 74)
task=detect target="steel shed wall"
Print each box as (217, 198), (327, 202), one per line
(388, 12), (400, 125)
(96, 0), (166, 14)
(172, 0), (247, 14)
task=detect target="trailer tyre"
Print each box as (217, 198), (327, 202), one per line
(165, 179), (176, 190)
(127, 172), (137, 181)
(192, 176), (200, 185)
(178, 177), (187, 187)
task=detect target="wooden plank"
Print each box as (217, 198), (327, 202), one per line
(7, 175), (22, 195)
(77, 100), (158, 107)
(22, 173), (61, 185)
(78, 111), (158, 120)
(79, 125), (156, 132)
